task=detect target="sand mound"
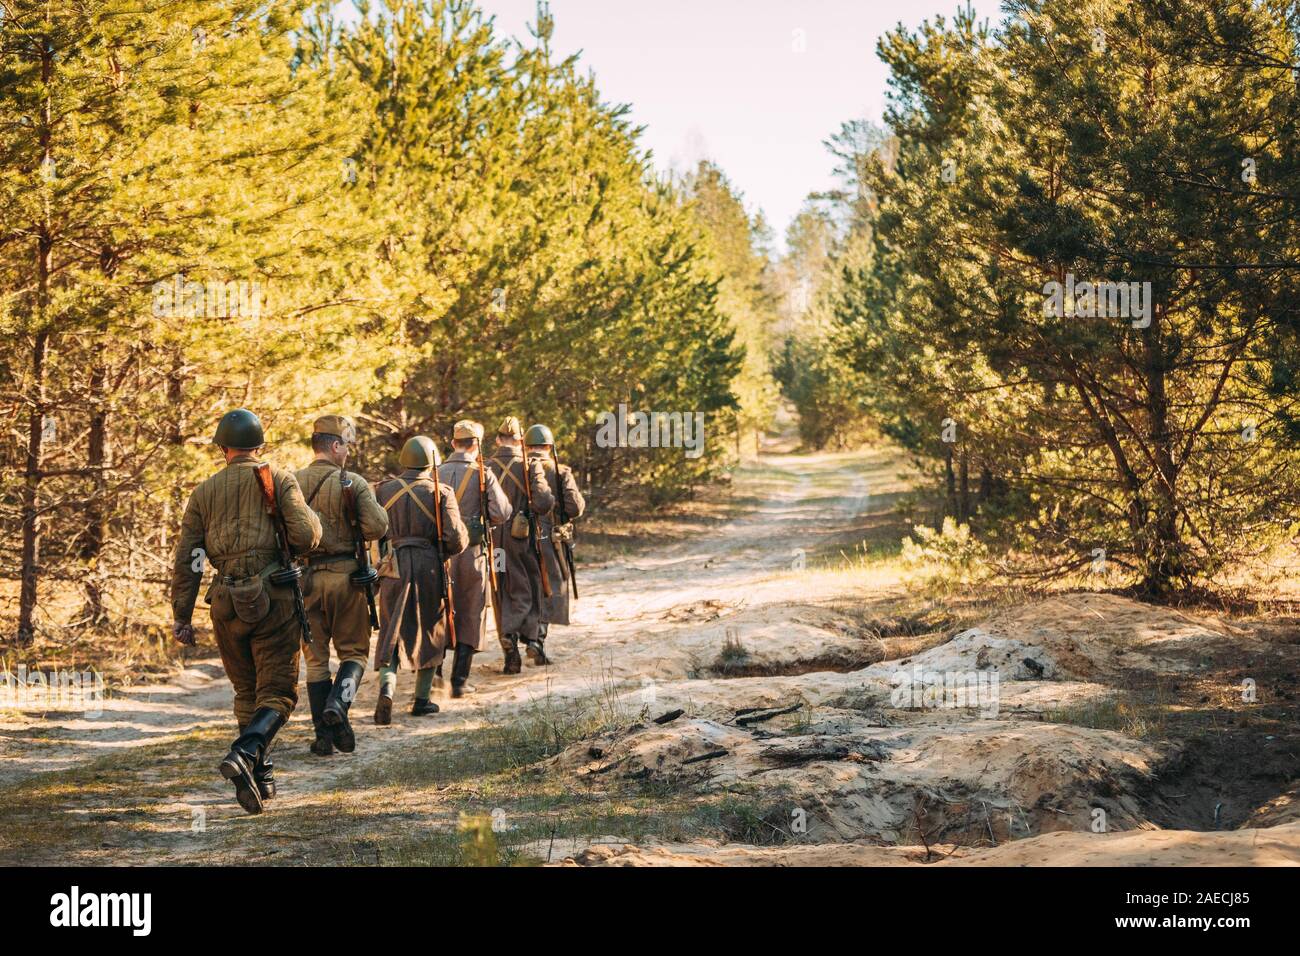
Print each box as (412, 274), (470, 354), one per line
(545, 592), (1290, 858)
(892, 592), (1243, 681)
(558, 821), (1300, 867)
(1244, 780), (1300, 828)
(555, 711), (1175, 844)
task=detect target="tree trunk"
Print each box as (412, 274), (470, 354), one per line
(17, 38), (54, 645)
(957, 449), (970, 524)
(80, 363), (111, 624)
(17, 330), (49, 646)
(1142, 301), (1182, 595)
(943, 444), (957, 525)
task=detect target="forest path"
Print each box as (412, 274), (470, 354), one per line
(0, 441), (917, 863)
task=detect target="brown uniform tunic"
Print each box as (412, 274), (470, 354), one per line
(534, 456), (586, 627)
(373, 468), (468, 671)
(487, 445), (555, 641)
(435, 452), (512, 652)
(171, 454), (322, 725)
(294, 461), (389, 681)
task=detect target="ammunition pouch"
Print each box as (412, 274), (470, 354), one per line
(510, 511), (530, 541)
(225, 574), (271, 625)
(466, 515), (485, 548)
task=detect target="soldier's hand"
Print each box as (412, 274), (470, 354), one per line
(172, 621), (196, 646)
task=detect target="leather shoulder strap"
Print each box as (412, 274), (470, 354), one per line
(454, 465), (476, 505)
(501, 461), (527, 496)
(305, 469), (334, 508)
(384, 477), (438, 525)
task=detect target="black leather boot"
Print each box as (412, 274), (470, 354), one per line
(411, 697), (440, 716)
(220, 707), (285, 815)
(450, 644), (475, 698)
(254, 749), (276, 801)
(501, 634), (522, 674)
(323, 660), (364, 753)
(374, 694), (393, 725)
(307, 679), (334, 756)
(524, 629), (551, 666)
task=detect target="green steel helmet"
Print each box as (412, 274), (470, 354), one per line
(524, 423), (554, 447)
(212, 408), (265, 450)
(399, 435), (440, 470)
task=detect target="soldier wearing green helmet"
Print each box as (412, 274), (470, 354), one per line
(488, 416), (555, 673)
(524, 422), (585, 665)
(372, 435), (469, 723)
(170, 408), (322, 813)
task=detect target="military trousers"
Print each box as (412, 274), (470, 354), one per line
(209, 589), (302, 726)
(302, 565), (372, 683)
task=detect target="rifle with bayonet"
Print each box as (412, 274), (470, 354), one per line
(550, 444), (579, 600)
(253, 462), (312, 646)
(522, 453), (552, 599)
(477, 451), (504, 641)
(339, 468), (379, 630)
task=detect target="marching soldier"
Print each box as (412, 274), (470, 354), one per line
(488, 417), (554, 673)
(372, 436), (468, 722)
(524, 423), (585, 664)
(171, 409), (322, 814)
(435, 421), (512, 697)
(295, 415), (388, 757)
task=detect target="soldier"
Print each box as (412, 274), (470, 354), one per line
(435, 421), (512, 697)
(295, 415), (389, 757)
(488, 416), (554, 673)
(171, 409), (322, 814)
(372, 436), (468, 722)
(524, 423), (585, 664)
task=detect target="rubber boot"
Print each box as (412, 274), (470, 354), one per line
(307, 679), (334, 756)
(450, 644), (475, 698)
(323, 660), (364, 753)
(219, 707), (285, 815)
(501, 634), (522, 675)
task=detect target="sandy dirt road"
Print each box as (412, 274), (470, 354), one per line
(0, 443), (907, 861)
(2, 441), (1298, 867)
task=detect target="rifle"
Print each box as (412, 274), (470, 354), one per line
(431, 467), (457, 648)
(550, 445), (579, 600)
(522, 453), (552, 599)
(253, 463), (312, 646)
(339, 469), (379, 630)
(477, 451), (504, 641)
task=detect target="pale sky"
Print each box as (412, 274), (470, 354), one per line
(343, 1), (1000, 249)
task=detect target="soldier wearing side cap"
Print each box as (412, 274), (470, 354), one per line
(170, 409), (322, 814)
(435, 420), (512, 696)
(295, 415), (389, 757)
(372, 436), (469, 722)
(488, 416), (555, 673)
